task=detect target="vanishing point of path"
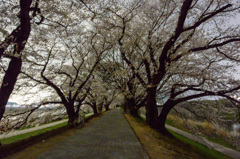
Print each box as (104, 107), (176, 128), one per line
(37, 108), (149, 159)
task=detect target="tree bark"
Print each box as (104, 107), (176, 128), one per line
(157, 100), (175, 136)
(238, 107), (240, 124)
(127, 98), (139, 116)
(123, 99), (128, 113)
(0, 0), (32, 121)
(105, 104), (110, 111)
(65, 103), (77, 126)
(0, 58), (22, 121)
(92, 102), (98, 115)
(145, 86), (159, 129)
(98, 104), (103, 113)
(130, 107), (139, 117)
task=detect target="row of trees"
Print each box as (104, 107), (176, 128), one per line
(1, 0), (240, 136)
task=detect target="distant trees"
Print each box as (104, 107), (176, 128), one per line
(96, 46), (146, 116)
(84, 62), (120, 114)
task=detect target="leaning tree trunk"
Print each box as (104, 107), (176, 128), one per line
(157, 100), (175, 136)
(0, 0), (32, 121)
(145, 86), (159, 129)
(0, 58), (22, 121)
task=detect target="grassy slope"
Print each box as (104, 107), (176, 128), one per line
(0, 114), (93, 145)
(0, 122), (68, 145)
(127, 114), (230, 159)
(166, 114), (239, 151)
(170, 130), (229, 159)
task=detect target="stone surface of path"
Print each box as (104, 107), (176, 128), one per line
(37, 109), (149, 159)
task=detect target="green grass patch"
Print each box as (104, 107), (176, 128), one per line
(139, 115), (230, 159)
(170, 130), (230, 159)
(0, 114), (94, 145)
(206, 136), (239, 152)
(0, 121), (68, 145)
(166, 117), (239, 152)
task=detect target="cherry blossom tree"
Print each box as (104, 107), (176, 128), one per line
(99, 0), (240, 135)
(21, 30), (112, 125)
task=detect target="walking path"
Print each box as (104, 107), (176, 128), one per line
(37, 109), (149, 159)
(0, 113), (93, 139)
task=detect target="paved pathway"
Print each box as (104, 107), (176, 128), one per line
(37, 109), (149, 159)
(0, 113), (93, 139)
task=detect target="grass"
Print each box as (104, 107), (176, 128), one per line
(206, 136), (239, 151)
(0, 121), (68, 145)
(166, 114), (240, 151)
(137, 115), (230, 159)
(0, 114), (94, 145)
(170, 130), (230, 159)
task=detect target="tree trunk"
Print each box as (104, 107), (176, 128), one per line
(0, 58), (22, 121)
(238, 107), (240, 124)
(105, 104), (110, 111)
(66, 103), (77, 126)
(98, 104), (103, 113)
(92, 102), (98, 115)
(0, 0), (32, 121)
(145, 86), (159, 129)
(128, 98), (138, 116)
(157, 100), (175, 136)
(123, 99), (128, 113)
(130, 107), (139, 117)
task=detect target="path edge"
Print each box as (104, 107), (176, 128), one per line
(122, 112), (151, 159)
